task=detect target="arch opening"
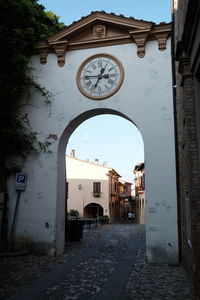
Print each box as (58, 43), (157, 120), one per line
(56, 108), (144, 254)
(84, 203), (104, 218)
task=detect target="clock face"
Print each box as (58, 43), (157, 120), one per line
(76, 54), (124, 100)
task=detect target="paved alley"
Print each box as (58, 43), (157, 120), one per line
(0, 224), (192, 300)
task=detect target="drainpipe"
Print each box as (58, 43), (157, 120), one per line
(171, 0), (182, 262)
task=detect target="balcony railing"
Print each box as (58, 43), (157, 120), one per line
(93, 192), (101, 197)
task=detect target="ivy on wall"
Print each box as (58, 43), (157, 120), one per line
(0, 0), (65, 175)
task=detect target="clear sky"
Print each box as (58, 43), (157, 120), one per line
(38, 0), (171, 25)
(38, 0), (171, 183)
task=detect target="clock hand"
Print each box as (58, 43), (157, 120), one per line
(84, 75), (98, 79)
(84, 74), (110, 81)
(102, 74), (109, 79)
(99, 61), (109, 75)
(94, 76), (101, 88)
(94, 72), (104, 88)
(94, 73), (110, 88)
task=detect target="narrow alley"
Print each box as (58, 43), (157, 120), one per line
(1, 224), (192, 300)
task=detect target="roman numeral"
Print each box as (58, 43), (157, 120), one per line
(85, 80), (92, 87)
(91, 84), (96, 90)
(98, 60), (102, 68)
(108, 79), (114, 85)
(98, 86), (102, 94)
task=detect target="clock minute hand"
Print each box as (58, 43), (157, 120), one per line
(100, 61), (109, 75)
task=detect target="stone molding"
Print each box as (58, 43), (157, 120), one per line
(154, 31), (169, 51)
(38, 11), (171, 66)
(38, 42), (49, 64)
(49, 40), (69, 67)
(129, 29), (150, 58)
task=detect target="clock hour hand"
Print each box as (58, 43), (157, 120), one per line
(84, 75), (98, 79)
(102, 74), (109, 79)
(99, 61), (109, 75)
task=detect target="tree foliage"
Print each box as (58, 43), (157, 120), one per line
(0, 0), (65, 173)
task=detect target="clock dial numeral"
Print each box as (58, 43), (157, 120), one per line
(98, 86), (102, 94)
(98, 60), (102, 68)
(108, 79), (114, 85)
(85, 80), (92, 87)
(91, 84), (96, 91)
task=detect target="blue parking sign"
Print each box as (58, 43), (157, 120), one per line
(16, 173), (27, 190)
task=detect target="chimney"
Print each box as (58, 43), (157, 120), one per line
(70, 149), (75, 157)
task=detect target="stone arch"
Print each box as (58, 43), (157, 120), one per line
(84, 203), (104, 218)
(7, 12), (179, 263)
(56, 108), (141, 254)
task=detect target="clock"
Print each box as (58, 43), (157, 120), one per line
(76, 54), (124, 100)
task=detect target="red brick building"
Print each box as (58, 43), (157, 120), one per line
(173, 0), (200, 298)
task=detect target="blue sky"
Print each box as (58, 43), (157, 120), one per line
(38, 0), (171, 183)
(39, 0), (171, 25)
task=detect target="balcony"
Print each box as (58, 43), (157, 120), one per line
(93, 192), (101, 197)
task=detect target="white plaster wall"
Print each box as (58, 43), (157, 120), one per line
(66, 156), (110, 217)
(7, 38), (178, 262)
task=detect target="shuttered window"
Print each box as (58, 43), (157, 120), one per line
(93, 182), (101, 193)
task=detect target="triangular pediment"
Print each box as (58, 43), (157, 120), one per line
(47, 11), (153, 43)
(38, 11), (171, 66)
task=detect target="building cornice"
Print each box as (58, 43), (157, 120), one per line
(37, 11), (171, 66)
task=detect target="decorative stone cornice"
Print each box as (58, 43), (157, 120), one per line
(154, 31), (169, 51)
(38, 41), (49, 64)
(129, 29), (150, 58)
(37, 11), (171, 66)
(49, 40), (69, 67)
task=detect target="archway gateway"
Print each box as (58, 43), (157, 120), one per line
(7, 12), (178, 263)
(84, 203), (104, 219)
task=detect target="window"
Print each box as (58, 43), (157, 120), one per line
(93, 182), (101, 194)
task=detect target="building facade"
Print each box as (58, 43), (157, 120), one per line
(66, 153), (121, 221)
(134, 162), (145, 224)
(118, 180), (133, 220)
(6, 12), (178, 262)
(173, 0), (200, 297)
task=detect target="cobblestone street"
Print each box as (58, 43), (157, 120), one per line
(0, 223), (192, 300)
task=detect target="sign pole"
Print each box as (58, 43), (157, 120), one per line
(8, 190), (21, 251)
(8, 173), (28, 251)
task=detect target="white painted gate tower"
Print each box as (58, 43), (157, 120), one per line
(7, 12), (178, 263)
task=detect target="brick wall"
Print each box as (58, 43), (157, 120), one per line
(173, 0), (200, 298)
